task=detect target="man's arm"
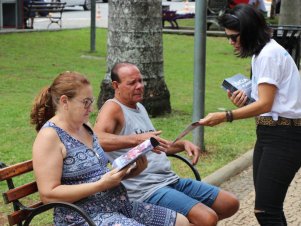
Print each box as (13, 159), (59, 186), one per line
(94, 101), (163, 152)
(94, 100), (200, 164)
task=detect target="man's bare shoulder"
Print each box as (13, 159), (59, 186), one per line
(96, 100), (123, 125)
(100, 100), (122, 113)
(95, 99), (125, 136)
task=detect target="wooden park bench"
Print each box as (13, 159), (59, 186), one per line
(0, 155), (200, 225)
(162, 0), (229, 30)
(162, 10), (195, 29)
(0, 160), (96, 226)
(24, 1), (66, 29)
(270, 25), (301, 69)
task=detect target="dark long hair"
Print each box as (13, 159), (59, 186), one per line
(218, 4), (271, 58)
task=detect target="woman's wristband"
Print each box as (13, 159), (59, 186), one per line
(225, 110), (233, 122)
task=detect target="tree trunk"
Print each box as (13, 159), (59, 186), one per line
(279, 0), (301, 25)
(97, 0), (171, 116)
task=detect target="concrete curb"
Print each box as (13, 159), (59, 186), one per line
(163, 28), (225, 37)
(203, 149), (253, 186)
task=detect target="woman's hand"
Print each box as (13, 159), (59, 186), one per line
(228, 90), (248, 107)
(124, 155), (148, 179)
(198, 112), (226, 127)
(99, 165), (132, 190)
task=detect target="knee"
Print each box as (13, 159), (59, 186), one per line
(213, 190), (240, 219)
(201, 212), (218, 226)
(188, 204), (218, 226)
(226, 194), (240, 217)
(191, 211), (218, 226)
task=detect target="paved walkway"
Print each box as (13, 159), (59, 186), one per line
(218, 166), (301, 226)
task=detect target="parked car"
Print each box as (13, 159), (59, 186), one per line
(59, 0), (91, 10)
(59, 0), (107, 11)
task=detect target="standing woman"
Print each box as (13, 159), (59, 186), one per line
(30, 71), (189, 225)
(198, 4), (301, 226)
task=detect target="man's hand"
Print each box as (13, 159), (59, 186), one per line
(152, 135), (171, 154)
(183, 141), (200, 165)
(135, 130), (171, 154)
(167, 140), (201, 165)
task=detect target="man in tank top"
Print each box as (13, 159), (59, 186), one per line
(94, 62), (239, 226)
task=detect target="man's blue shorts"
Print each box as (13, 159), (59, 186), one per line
(144, 178), (220, 216)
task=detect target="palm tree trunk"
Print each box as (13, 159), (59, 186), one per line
(97, 0), (171, 116)
(279, 0), (301, 25)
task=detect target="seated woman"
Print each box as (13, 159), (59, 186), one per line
(23, 0), (48, 28)
(30, 71), (189, 225)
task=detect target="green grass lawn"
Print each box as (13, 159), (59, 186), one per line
(0, 28), (255, 224)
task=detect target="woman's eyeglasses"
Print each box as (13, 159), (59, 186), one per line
(76, 97), (95, 109)
(226, 33), (240, 43)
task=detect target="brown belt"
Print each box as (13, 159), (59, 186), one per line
(256, 116), (301, 126)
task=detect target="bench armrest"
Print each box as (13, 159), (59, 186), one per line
(23, 201), (96, 226)
(167, 153), (201, 181)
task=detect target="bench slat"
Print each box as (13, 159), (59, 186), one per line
(3, 181), (38, 204)
(30, 9), (63, 12)
(0, 160), (33, 181)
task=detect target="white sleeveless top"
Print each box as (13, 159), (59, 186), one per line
(105, 99), (179, 202)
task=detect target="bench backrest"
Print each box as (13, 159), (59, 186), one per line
(0, 160), (42, 226)
(208, 0), (228, 14)
(0, 160), (97, 226)
(270, 25), (301, 69)
(27, 1), (66, 15)
(162, 10), (177, 20)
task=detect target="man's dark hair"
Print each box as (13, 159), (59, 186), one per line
(111, 62), (136, 82)
(218, 4), (271, 58)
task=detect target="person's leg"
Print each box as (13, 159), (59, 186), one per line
(175, 213), (191, 226)
(98, 212), (144, 226)
(186, 203), (218, 226)
(253, 135), (263, 188)
(131, 200), (184, 226)
(253, 126), (301, 226)
(210, 190), (240, 220)
(144, 180), (236, 226)
(172, 178), (239, 220)
(145, 185), (218, 226)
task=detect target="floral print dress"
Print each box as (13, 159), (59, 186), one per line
(43, 121), (176, 226)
